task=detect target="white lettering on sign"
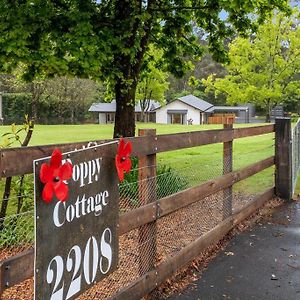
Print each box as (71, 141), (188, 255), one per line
(53, 191), (109, 228)
(62, 158), (102, 188)
(72, 158), (102, 187)
(46, 229), (113, 300)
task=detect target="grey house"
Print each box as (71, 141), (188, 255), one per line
(89, 100), (159, 124)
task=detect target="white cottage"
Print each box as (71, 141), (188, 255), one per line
(155, 95), (214, 125)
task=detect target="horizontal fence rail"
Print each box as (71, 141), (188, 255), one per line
(0, 125), (274, 178)
(0, 123), (280, 299)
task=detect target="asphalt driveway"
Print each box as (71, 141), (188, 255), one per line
(171, 201), (300, 300)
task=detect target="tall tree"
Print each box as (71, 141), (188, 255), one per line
(0, 0), (290, 136)
(203, 10), (300, 122)
(44, 77), (99, 124)
(136, 47), (169, 121)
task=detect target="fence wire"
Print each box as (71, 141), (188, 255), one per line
(292, 119), (300, 194)
(0, 210), (34, 260)
(1, 142), (275, 299)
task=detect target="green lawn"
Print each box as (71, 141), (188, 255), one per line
(0, 122), (259, 146)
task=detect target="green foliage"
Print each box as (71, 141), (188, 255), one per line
(2, 89), (95, 125)
(136, 46), (169, 117)
(156, 164), (189, 199)
(291, 112), (300, 122)
(167, 53), (228, 104)
(203, 10), (300, 119)
(136, 47), (169, 103)
(0, 1), (290, 81)
(0, 0), (290, 136)
(11, 175), (34, 213)
(2, 94), (32, 125)
(119, 157), (188, 207)
(0, 114), (33, 147)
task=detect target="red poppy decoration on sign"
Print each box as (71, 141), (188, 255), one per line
(115, 138), (132, 182)
(39, 149), (73, 203)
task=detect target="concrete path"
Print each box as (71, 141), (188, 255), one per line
(171, 201), (300, 300)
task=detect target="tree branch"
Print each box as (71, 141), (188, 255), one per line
(150, 6), (210, 12)
(133, 0), (156, 78)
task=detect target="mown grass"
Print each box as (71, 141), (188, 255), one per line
(0, 122), (258, 146)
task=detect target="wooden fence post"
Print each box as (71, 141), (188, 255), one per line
(223, 124), (233, 219)
(275, 117), (292, 200)
(138, 129), (157, 299)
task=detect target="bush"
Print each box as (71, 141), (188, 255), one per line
(119, 157), (188, 207)
(2, 93), (32, 125)
(2, 93), (93, 125)
(290, 113), (300, 123)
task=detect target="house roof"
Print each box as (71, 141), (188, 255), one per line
(213, 106), (250, 112)
(153, 94), (214, 112)
(89, 101), (116, 113)
(177, 95), (214, 112)
(89, 100), (160, 113)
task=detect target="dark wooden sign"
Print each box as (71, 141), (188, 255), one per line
(34, 144), (119, 300)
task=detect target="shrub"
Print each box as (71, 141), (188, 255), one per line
(119, 157), (188, 207)
(290, 113), (300, 123)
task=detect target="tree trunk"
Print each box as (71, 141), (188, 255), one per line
(0, 177), (12, 231)
(30, 89), (38, 122)
(31, 97), (37, 122)
(112, 0), (154, 137)
(265, 99), (272, 123)
(114, 80), (136, 138)
(70, 105), (75, 124)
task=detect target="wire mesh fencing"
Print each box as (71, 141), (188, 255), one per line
(292, 119), (300, 194)
(0, 210), (34, 260)
(78, 186), (234, 299)
(0, 174), (35, 261)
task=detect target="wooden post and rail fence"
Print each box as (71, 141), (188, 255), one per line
(0, 117), (296, 299)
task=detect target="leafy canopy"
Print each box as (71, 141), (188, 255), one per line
(0, 0), (290, 83)
(0, 0), (291, 135)
(136, 46), (169, 105)
(203, 9), (300, 116)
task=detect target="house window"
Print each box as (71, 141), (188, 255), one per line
(106, 113), (115, 123)
(171, 113), (183, 124)
(167, 110), (188, 124)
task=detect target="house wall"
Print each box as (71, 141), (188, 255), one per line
(98, 113), (106, 124)
(156, 100), (201, 124)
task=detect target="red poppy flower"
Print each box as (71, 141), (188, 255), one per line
(115, 138), (132, 182)
(39, 149), (73, 203)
